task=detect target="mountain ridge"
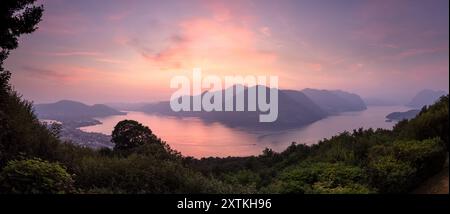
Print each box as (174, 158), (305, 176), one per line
(140, 86), (366, 130)
(34, 100), (126, 121)
(301, 88), (367, 114)
(407, 89), (447, 108)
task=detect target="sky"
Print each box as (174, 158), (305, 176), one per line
(5, 0), (449, 104)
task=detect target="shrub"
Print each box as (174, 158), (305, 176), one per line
(367, 138), (447, 192)
(0, 158), (74, 194)
(393, 138), (447, 181)
(367, 155), (416, 193)
(310, 182), (373, 194)
(275, 162), (369, 194)
(74, 154), (232, 193)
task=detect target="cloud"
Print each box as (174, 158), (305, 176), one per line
(307, 63), (323, 72)
(94, 58), (126, 64)
(39, 51), (101, 57)
(259, 26), (271, 37)
(20, 65), (108, 83)
(132, 4), (277, 74)
(395, 47), (448, 60)
(21, 66), (73, 81)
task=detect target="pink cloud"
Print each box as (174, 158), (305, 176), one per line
(395, 47), (448, 59)
(137, 4), (277, 73)
(94, 58), (126, 64)
(259, 26), (271, 37)
(307, 63), (323, 72)
(21, 65), (109, 84)
(21, 66), (73, 81)
(39, 51), (102, 57)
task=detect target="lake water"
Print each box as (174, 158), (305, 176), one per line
(80, 106), (411, 158)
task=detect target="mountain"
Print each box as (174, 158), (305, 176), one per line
(104, 102), (152, 111)
(301, 88), (367, 114)
(140, 86), (328, 130)
(34, 100), (126, 121)
(386, 109), (420, 121)
(407, 89), (447, 108)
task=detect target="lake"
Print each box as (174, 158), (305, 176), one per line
(80, 106), (412, 157)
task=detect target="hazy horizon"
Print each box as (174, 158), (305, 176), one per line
(31, 87), (449, 106)
(4, 0), (449, 104)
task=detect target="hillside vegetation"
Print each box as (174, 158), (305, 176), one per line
(1, 71), (448, 193)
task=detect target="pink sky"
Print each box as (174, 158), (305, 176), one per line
(5, 0), (449, 104)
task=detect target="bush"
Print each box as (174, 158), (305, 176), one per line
(367, 155), (416, 193)
(222, 169), (261, 191)
(274, 162), (370, 194)
(367, 138), (447, 192)
(0, 158), (74, 194)
(393, 138), (446, 180)
(74, 153), (233, 193)
(0, 90), (61, 166)
(310, 182), (373, 194)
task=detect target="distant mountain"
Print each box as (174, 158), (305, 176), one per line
(34, 100), (126, 121)
(386, 109), (420, 121)
(104, 102), (152, 111)
(301, 88), (367, 114)
(140, 86), (328, 130)
(407, 89), (447, 108)
(140, 86), (367, 130)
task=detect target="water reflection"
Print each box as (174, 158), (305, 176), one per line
(80, 106), (411, 157)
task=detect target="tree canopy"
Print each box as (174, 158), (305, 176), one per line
(112, 120), (159, 151)
(0, 0), (43, 61)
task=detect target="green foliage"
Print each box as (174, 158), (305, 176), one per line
(0, 158), (74, 194)
(309, 128), (395, 165)
(222, 169), (261, 191)
(1, 91), (447, 194)
(1, 90), (447, 194)
(393, 138), (446, 176)
(310, 182), (373, 194)
(74, 153), (237, 194)
(367, 138), (446, 193)
(0, 0), (59, 168)
(367, 155), (416, 193)
(0, 89), (61, 166)
(112, 120), (159, 151)
(271, 162), (371, 194)
(394, 95), (449, 147)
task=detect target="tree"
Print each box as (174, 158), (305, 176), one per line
(49, 122), (63, 138)
(1, 0), (43, 64)
(0, 0), (61, 166)
(0, 158), (74, 194)
(1, 0), (43, 96)
(1, 0), (45, 156)
(111, 120), (158, 151)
